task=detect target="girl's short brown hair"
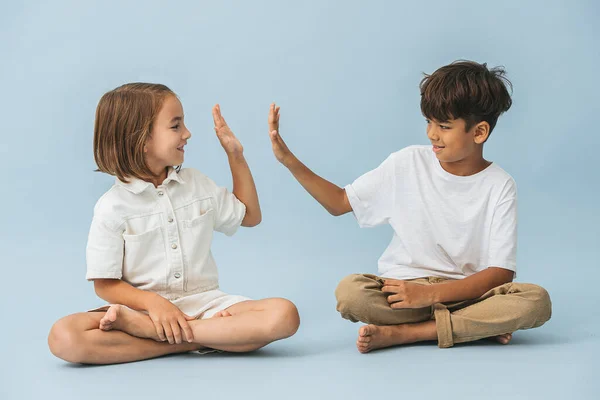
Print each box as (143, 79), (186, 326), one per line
(93, 82), (175, 182)
(420, 60), (513, 134)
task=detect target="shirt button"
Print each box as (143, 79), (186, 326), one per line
(171, 243), (178, 249)
(168, 217), (174, 223)
(157, 191), (164, 196)
(174, 273), (181, 279)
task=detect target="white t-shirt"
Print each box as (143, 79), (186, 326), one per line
(344, 145), (517, 280)
(85, 167), (246, 301)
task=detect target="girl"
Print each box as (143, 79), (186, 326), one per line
(48, 83), (300, 364)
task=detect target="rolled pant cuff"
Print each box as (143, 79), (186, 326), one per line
(433, 303), (454, 348)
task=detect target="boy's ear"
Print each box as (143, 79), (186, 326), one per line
(473, 121), (490, 144)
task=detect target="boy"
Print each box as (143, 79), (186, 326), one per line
(267, 60), (551, 353)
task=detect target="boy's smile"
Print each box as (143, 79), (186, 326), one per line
(426, 117), (491, 176)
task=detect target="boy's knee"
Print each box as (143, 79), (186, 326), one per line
(532, 285), (552, 323)
(335, 274), (369, 318)
(518, 283), (552, 325)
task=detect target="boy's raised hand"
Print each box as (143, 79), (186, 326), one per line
(213, 104), (243, 156)
(268, 103), (295, 166)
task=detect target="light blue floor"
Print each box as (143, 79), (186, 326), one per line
(3, 239), (599, 400)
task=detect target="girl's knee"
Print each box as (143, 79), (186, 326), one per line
(266, 298), (300, 339)
(48, 317), (88, 363)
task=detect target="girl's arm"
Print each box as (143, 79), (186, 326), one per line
(212, 105), (261, 227)
(94, 278), (161, 311)
(94, 279), (195, 343)
(228, 153), (261, 227)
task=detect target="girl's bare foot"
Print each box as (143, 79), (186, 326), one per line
(99, 305), (158, 340)
(212, 310), (233, 318)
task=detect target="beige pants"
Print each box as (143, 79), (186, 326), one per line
(335, 274), (552, 348)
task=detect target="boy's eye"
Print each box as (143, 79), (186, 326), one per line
(440, 125), (450, 130)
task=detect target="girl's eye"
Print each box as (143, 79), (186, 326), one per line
(171, 124), (180, 130)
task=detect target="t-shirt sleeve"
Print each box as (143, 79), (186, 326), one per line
(487, 180), (518, 275)
(344, 154), (395, 228)
(197, 172), (246, 236)
(85, 216), (124, 280)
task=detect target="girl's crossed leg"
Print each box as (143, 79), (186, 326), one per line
(48, 298), (299, 364)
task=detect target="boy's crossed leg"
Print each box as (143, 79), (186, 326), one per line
(48, 298), (299, 364)
(335, 274), (550, 353)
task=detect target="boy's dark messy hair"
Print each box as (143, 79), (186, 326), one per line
(420, 60), (513, 135)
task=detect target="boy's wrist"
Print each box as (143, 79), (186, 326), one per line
(428, 285), (442, 304)
(283, 154), (300, 171)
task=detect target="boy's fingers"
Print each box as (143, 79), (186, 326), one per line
(211, 107), (219, 126)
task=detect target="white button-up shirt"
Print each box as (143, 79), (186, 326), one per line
(86, 167), (246, 302)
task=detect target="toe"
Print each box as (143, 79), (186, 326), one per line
(357, 335), (371, 343)
(359, 325), (373, 337)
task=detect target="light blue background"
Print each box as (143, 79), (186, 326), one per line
(1, 0), (599, 399)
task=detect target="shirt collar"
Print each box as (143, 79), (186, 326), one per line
(115, 167), (185, 194)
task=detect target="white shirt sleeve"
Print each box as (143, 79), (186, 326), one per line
(85, 216), (124, 280)
(194, 171), (246, 236)
(487, 181), (518, 274)
(344, 154), (395, 228)
(212, 185), (247, 236)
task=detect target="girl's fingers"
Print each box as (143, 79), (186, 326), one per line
(178, 317), (194, 343)
(170, 321), (183, 344)
(162, 322), (175, 344)
(151, 319), (166, 341)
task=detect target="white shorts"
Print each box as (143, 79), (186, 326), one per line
(88, 289), (251, 319)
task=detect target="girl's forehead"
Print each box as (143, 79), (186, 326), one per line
(158, 95), (183, 118)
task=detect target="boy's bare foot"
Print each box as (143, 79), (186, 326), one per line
(99, 304), (158, 340)
(491, 333), (512, 344)
(356, 324), (513, 353)
(356, 322), (436, 353)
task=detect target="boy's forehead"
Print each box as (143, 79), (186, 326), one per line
(426, 116), (464, 124)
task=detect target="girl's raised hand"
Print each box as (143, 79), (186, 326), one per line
(212, 104), (243, 156)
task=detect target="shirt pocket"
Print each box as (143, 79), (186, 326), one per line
(122, 225), (167, 290)
(180, 209), (216, 292)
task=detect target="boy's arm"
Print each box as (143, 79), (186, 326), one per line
(430, 267), (514, 303)
(212, 105), (262, 227)
(268, 103), (352, 216)
(382, 267), (514, 309)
